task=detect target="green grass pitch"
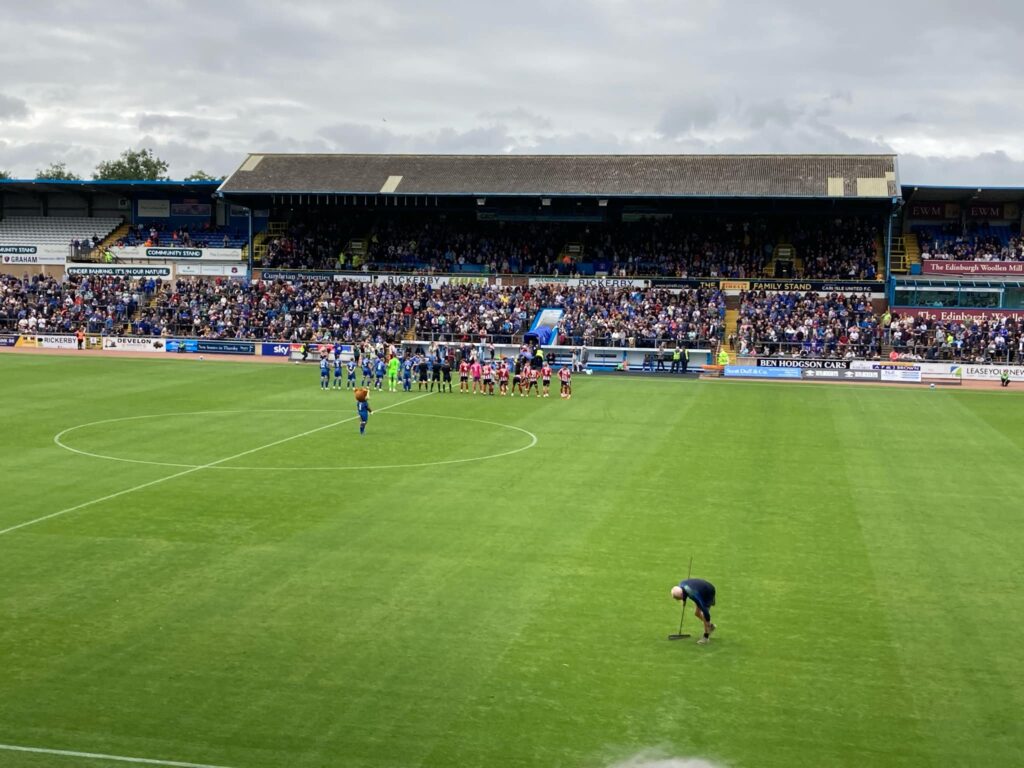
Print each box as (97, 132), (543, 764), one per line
(1, 354), (1022, 768)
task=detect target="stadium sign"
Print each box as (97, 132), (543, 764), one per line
(145, 247), (202, 259)
(373, 274), (489, 286)
(921, 261), (1024, 276)
(102, 336), (165, 352)
(653, 277), (884, 293)
(261, 343), (291, 357)
(800, 369), (882, 381)
(723, 365), (802, 379)
(756, 358), (851, 369)
(196, 340), (255, 356)
(746, 279), (882, 293)
(1, 245), (69, 265)
(892, 306), (1024, 323)
(961, 364), (1024, 382)
(259, 270), (372, 282)
(0, 334), (18, 347)
(528, 277), (649, 288)
(907, 203), (958, 220)
(2, 253), (67, 265)
(15, 334), (78, 350)
(67, 265), (171, 277)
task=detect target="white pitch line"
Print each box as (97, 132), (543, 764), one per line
(0, 393), (431, 538)
(0, 742), (236, 768)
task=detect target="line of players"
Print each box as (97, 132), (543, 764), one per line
(319, 347), (572, 398)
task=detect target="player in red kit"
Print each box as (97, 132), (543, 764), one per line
(559, 365), (572, 399)
(458, 359), (470, 393)
(482, 362), (494, 395)
(497, 360), (510, 396)
(540, 363), (553, 397)
(527, 365), (540, 398)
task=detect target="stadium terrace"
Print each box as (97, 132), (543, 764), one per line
(3, 153), (1024, 366)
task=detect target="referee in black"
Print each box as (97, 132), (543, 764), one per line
(671, 578), (717, 644)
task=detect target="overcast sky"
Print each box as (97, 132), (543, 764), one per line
(1, 0), (1022, 185)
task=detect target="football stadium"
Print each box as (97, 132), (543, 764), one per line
(2, 149), (1023, 768)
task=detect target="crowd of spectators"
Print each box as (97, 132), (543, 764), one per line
(258, 214), (881, 279)
(0, 273), (157, 334)
(886, 313), (1023, 363)
(732, 290), (880, 358)
(918, 225), (1024, 262)
(117, 222), (244, 249)
(0, 274), (725, 348)
(791, 218), (879, 280)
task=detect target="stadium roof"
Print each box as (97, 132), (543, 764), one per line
(902, 185), (1024, 204)
(0, 179), (219, 196)
(219, 154), (899, 200)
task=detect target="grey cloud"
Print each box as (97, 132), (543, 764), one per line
(0, 1), (1022, 183)
(478, 108), (553, 130)
(658, 97), (720, 137)
(899, 151), (1024, 186)
(0, 93), (28, 120)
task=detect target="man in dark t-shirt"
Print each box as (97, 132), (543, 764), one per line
(671, 578), (717, 645)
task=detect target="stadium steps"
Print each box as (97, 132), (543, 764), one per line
(772, 243), (797, 277)
(873, 234), (885, 275)
(890, 236), (908, 273)
(725, 307), (740, 336)
(345, 237), (368, 268)
(560, 242), (584, 268)
(243, 225), (278, 264)
(904, 233), (921, 271)
(90, 223), (131, 262)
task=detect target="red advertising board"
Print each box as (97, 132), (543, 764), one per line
(892, 307), (1024, 323)
(921, 260), (1024, 276)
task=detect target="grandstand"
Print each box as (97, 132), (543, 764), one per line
(0, 216), (123, 245)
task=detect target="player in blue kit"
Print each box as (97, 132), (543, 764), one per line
(319, 356), (330, 390)
(346, 359), (357, 389)
(374, 358), (386, 391)
(402, 357), (414, 391)
(361, 358), (372, 387)
(333, 356), (343, 389)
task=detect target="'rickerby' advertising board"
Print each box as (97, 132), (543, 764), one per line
(15, 334), (78, 349)
(374, 274), (490, 287)
(102, 336), (166, 352)
(528, 276), (649, 289)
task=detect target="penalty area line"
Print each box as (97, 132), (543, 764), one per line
(0, 392), (431, 538)
(0, 742), (236, 768)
